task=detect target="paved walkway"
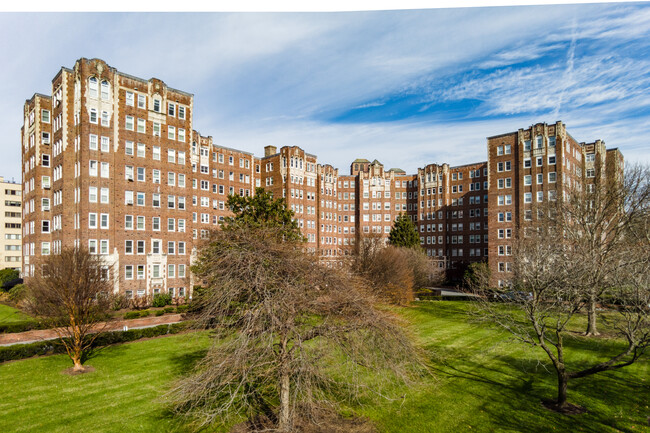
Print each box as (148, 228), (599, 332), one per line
(0, 314), (184, 346)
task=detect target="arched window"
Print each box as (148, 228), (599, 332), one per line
(100, 80), (110, 100)
(88, 77), (98, 98)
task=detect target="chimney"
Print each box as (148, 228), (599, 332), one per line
(264, 145), (277, 157)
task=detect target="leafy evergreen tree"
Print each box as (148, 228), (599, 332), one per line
(223, 187), (304, 242)
(388, 213), (421, 248)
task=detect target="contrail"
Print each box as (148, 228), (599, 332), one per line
(553, 19), (578, 118)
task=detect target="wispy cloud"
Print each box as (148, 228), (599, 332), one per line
(0, 5), (649, 182)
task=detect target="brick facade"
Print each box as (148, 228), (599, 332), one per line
(22, 59), (623, 293)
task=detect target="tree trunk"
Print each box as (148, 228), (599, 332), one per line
(278, 369), (291, 432)
(585, 295), (600, 336)
(557, 371), (569, 408)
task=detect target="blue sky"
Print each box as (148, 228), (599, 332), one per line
(1, 4), (650, 180)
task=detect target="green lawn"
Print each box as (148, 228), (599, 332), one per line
(0, 303), (35, 325)
(0, 301), (648, 432)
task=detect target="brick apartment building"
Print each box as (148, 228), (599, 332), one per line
(486, 121), (623, 287)
(21, 58), (622, 296)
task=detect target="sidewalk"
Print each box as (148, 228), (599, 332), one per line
(0, 314), (184, 346)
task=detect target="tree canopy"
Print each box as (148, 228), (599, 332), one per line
(223, 187), (304, 242)
(388, 213), (421, 248)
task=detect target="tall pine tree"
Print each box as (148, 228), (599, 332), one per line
(388, 213), (421, 248)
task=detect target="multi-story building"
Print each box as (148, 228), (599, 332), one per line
(0, 177), (22, 271)
(486, 121), (622, 288)
(21, 59), (622, 294)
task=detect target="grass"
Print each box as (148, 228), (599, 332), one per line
(0, 303), (35, 325)
(0, 301), (648, 432)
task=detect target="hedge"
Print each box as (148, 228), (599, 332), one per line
(0, 321), (191, 363)
(0, 321), (45, 334)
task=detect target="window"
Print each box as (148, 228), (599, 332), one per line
(89, 77), (98, 97)
(548, 155), (556, 165)
(548, 172), (557, 183)
(41, 242), (51, 255)
(125, 115), (134, 130)
(178, 151), (186, 165)
(125, 91), (134, 106)
(153, 98), (161, 112)
(42, 154), (50, 167)
(138, 94), (146, 109)
(125, 265), (133, 279)
(125, 165), (134, 181)
(153, 193), (160, 207)
(125, 215), (133, 229)
(137, 240), (145, 254)
(152, 240), (161, 255)
(178, 128), (185, 142)
(136, 192), (145, 206)
(137, 167), (145, 182)
(153, 146), (160, 160)
(41, 132), (50, 144)
(524, 175), (532, 186)
(100, 188), (109, 204)
(137, 118), (146, 133)
(536, 136), (543, 148)
(137, 216), (145, 230)
(88, 239), (97, 254)
(41, 220), (50, 233)
(137, 265), (145, 279)
(178, 106), (186, 119)
(168, 125), (175, 140)
(524, 139), (531, 151)
(100, 213), (109, 229)
(152, 217), (160, 231)
(100, 80), (110, 100)
(125, 141), (134, 155)
(89, 187), (97, 203)
(153, 122), (161, 137)
(168, 150), (175, 163)
(89, 109), (98, 124)
(101, 111), (109, 126)
(101, 136), (110, 152)
(524, 192), (532, 203)
(41, 109), (50, 123)
(137, 143), (145, 157)
(168, 264), (175, 277)
(549, 136), (556, 147)
(125, 240), (133, 254)
(168, 102), (175, 117)
(89, 134), (98, 150)
(523, 158), (531, 168)
(167, 242), (175, 255)
(178, 242), (185, 255)
(100, 162), (109, 178)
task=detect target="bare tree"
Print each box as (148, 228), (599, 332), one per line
(471, 166), (650, 411)
(168, 225), (420, 432)
(350, 232), (443, 305)
(552, 163), (650, 335)
(25, 247), (113, 372)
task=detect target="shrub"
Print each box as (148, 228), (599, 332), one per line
(155, 310), (165, 317)
(8, 284), (27, 303)
(0, 321), (40, 334)
(0, 322), (191, 363)
(111, 294), (129, 311)
(152, 293), (172, 308)
(139, 310), (151, 317)
(123, 311), (140, 320)
(163, 306), (175, 314)
(176, 305), (189, 314)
